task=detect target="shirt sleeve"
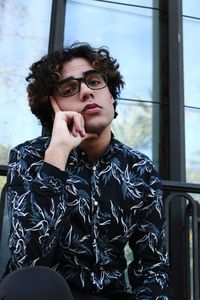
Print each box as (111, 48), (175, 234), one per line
(5, 145), (68, 272)
(128, 165), (171, 299)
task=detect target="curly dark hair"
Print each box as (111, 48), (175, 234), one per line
(26, 42), (124, 132)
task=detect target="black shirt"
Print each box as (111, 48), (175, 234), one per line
(5, 135), (170, 299)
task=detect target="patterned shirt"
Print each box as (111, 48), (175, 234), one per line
(4, 135), (170, 299)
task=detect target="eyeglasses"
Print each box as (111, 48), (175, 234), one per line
(54, 71), (108, 97)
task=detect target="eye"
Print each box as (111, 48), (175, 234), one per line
(58, 80), (78, 96)
(86, 73), (104, 87)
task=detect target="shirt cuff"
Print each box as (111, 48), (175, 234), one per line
(40, 162), (68, 182)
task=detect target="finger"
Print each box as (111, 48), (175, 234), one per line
(72, 114), (86, 137)
(50, 96), (62, 113)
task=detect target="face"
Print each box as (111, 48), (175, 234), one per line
(53, 57), (115, 135)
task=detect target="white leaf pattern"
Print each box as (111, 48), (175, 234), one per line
(5, 135), (170, 298)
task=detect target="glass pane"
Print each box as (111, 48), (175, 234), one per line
(0, 176), (6, 197)
(185, 108), (200, 183)
(111, 100), (153, 160)
(64, 0), (160, 102)
(183, 17), (200, 108)
(0, 0), (52, 165)
(183, 0), (200, 18)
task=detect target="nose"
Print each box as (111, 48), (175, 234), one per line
(79, 81), (94, 101)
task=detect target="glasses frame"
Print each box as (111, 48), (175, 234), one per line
(54, 70), (108, 97)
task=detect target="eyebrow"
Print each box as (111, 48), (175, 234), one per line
(58, 69), (98, 84)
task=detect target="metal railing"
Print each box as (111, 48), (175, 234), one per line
(162, 180), (200, 300)
(0, 165), (7, 176)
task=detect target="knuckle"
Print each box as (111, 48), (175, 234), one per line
(75, 112), (83, 120)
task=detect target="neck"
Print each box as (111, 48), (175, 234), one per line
(80, 128), (112, 161)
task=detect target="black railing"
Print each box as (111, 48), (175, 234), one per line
(0, 165), (8, 176)
(162, 180), (200, 300)
(162, 180), (200, 194)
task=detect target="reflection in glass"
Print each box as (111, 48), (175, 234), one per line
(183, 17), (200, 107)
(183, 0), (200, 18)
(0, 0), (52, 164)
(185, 108), (200, 183)
(64, 0), (160, 102)
(112, 100), (153, 159)
(0, 176), (6, 198)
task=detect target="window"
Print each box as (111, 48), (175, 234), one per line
(183, 0), (200, 183)
(64, 0), (160, 162)
(0, 0), (52, 165)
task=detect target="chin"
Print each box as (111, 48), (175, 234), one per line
(84, 114), (114, 134)
(85, 126), (102, 135)
(85, 122), (109, 135)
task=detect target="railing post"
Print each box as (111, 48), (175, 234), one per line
(162, 181), (200, 300)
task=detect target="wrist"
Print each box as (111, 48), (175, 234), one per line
(44, 146), (70, 171)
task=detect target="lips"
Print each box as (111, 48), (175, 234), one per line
(82, 103), (102, 112)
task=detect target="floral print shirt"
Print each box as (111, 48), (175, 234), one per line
(4, 135), (170, 299)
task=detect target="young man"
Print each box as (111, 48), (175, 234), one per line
(0, 43), (170, 299)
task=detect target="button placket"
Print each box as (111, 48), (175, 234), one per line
(90, 162), (101, 263)
(94, 200), (98, 206)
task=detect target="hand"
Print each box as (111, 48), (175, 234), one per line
(44, 96), (97, 170)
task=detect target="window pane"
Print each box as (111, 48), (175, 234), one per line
(64, 0), (160, 102)
(183, 17), (200, 108)
(183, 0), (200, 18)
(183, 2), (200, 184)
(112, 100), (154, 161)
(0, 176), (6, 197)
(0, 0), (52, 164)
(185, 108), (200, 183)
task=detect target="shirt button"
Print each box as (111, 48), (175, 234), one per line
(94, 201), (98, 206)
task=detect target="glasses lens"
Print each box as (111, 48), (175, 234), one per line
(57, 79), (79, 97)
(85, 72), (107, 90)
